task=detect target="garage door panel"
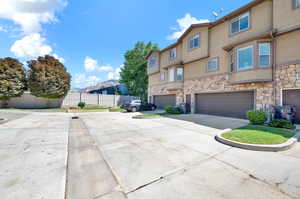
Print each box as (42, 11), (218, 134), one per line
(283, 89), (300, 124)
(154, 95), (176, 109)
(196, 91), (254, 119)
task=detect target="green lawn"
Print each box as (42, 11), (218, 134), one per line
(79, 107), (108, 111)
(109, 107), (126, 112)
(132, 113), (166, 119)
(222, 125), (296, 145)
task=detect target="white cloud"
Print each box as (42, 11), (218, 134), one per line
(53, 53), (65, 63)
(108, 65), (122, 80)
(73, 73), (100, 88)
(10, 33), (65, 62)
(84, 56), (113, 72)
(0, 0), (67, 34)
(167, 13), (209, 40)
(0, 0), (67, 62)
(10, 33), (52, 58)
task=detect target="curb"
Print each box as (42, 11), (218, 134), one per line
(0, 118), (8, 124)
(215, 129), (300, 152)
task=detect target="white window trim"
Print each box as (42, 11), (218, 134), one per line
(168, 68), (175, 82)
(170, 48), (177, 59)
(188, 33), (200, 50)
(230, 12), (250, 35)
(160, 72), (165, 81)
(176, 68), (184, 81)
(207, 58), (219, 71)
(294, 0), (300, 8)
(237, 45), (254, 71)
(148, 56), (157, 67)
(258, 43), (271, 67)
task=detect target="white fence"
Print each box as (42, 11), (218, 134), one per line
(0, 91), (138, 108)
(62, 92), (139, 107)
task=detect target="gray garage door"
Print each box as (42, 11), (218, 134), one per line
(154, 95), (176, 109)
(195, 91), (254, 119)
(283, 89), (300, 124)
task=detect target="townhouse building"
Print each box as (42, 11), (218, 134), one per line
(147, 0), (300, 123)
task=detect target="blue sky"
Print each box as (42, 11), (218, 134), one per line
(0, 0), (251, 88)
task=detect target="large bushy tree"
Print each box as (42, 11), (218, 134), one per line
(27, 55), (71, 99)
(0, 57), (26, 100)
(119, 42), (159, 101)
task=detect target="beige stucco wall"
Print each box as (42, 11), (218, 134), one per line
(182, 27), (209, 63)
(276, 29), (300, 65)
(148, 72), (161, 86)
(147, 51), (160, 75)
(160, 44), (183, 68)
(229, 68), (273, 83)
(273, 0), (300, 31)
(0, 92), (64, 108)
(226, 0), (273, 44)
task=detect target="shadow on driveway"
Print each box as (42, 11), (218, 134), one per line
(164, 114), (249, 130)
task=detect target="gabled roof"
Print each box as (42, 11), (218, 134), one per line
(147, 0), (267, 57)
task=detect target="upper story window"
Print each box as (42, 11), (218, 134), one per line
(160, 72), (165, 81)
(237, 45), (253, 70)
(168, 68), (175, 82)
(258, 43), (271, 67)
(230, 12), (250, 35)
(169, 48), (177, 59)
(176, 68), (184, 81)
(207, 58), (219, 71)
(148, 56), (157, 67)
(188, 34), (200, 50)
(293, 0), (300, 8)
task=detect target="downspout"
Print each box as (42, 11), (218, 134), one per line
(271, 30), (277, 106)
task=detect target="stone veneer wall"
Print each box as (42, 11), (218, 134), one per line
(149, 63), (300, 112)
(274, 64), (300, 104)
(149, 82), (184, 104)
(184, 74), (274, 112)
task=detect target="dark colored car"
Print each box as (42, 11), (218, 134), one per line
(122, 100), (157, 112)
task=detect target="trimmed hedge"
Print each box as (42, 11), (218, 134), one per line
(247, 110), (268, 125)
(269, 119), (296, 130)
(164, 106), (181, 114)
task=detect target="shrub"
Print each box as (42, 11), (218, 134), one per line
(27, 55), (71, 99)
(78, 102), (86, 109)
(246, 110), (268, 125)
(164, 106), (181, 114)
(269, 119), (296, 130)
(0, 57), (26, 100)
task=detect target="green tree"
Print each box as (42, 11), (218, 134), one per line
(0, 57), (26, 101)
(120, 42), (159, 101)
(27, 55), (71, 99)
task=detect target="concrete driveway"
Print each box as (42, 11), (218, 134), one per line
(80, 112), (300, 199)
(0, 110), (299, 199)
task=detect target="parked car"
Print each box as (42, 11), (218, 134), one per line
(122, 100), (156, 112)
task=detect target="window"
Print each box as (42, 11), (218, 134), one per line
(148, 56), (157, 67)
(168, 68), (175, 82)
(259, 43), (271, 67)
(169, 48), (177, 59)
(230, 12), (250, 34)
(237, 46), (253, 70)
(229, 53), (235, 72)
(293, 0), (300, 8)
(160, 72), (165, 81)
(188, 34), (200, 50)
(176, 68), (183, 81)
(207, 58), (219, 71)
